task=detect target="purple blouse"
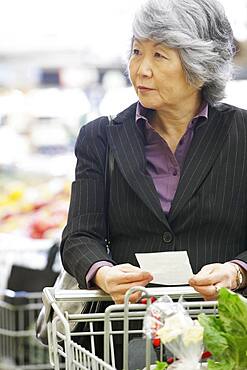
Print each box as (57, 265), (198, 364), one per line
(136, 102), (208, 213)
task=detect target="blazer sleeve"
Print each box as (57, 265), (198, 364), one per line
(60, 117), (115, 288)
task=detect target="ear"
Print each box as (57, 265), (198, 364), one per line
(196, 80), (204, 89)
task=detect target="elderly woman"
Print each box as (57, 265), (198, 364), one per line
(61, 0), (247, 307)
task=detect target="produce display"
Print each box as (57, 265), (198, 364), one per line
(0, 168), (70, 239)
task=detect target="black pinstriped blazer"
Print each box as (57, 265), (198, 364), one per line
(61, 102), (247, 289)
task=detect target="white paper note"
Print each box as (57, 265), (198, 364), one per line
(136, 251), (193, 285)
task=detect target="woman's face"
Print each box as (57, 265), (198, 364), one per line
(129, 38), (201, 111)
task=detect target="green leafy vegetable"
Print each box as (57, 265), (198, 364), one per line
(198, 288), (247, 370)
(154, 360), (168, 369)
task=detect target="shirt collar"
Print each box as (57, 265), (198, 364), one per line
(136, 102), (153, 125)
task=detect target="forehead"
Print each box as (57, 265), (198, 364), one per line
(133, 38), (170, 50)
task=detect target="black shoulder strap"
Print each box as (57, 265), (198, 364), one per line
(45, 243), (59, 270)
(104, 115), (115, 253)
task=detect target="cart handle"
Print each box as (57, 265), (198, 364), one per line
(43, 285), (199, 303)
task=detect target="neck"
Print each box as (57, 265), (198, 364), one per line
(152, 95), (203, 136)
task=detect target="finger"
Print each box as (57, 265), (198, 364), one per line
(115, 271), (153, 284)
(113, 295), (124, 304)
(119, 264), (143, 272)
(189, 264), (221, 286)
(203, 286), (220, 301)
(110, 278), (152, 296)
(129, 291), (142, 303)
(119, 264), (153, 280)
(192, 284), (218, 300)
(113, 291), (142, 304)
(189, 273), (219, 287)
(190, 269), (232, 288)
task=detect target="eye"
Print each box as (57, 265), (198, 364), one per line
(132, 48), (141, 56)
(154, 52), (167, 59)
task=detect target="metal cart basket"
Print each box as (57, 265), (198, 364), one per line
(43, 286), (218, 370)
(0, 290), (53, 370)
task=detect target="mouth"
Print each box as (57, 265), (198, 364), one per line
(137, 85), (155, 92)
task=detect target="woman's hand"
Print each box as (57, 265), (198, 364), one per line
(94, 263), (153, 304)
(188, 262), (241, 300)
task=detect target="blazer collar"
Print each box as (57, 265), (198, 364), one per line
(107, 102), (171, 229)
(168, 103), (236, 222)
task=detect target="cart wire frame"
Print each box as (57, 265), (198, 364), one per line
(43, 286), (218, 370)
(0, 290), (53, 370)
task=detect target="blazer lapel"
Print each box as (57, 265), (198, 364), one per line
(107, 104), (171, 229)
(168, 104), (236, 223)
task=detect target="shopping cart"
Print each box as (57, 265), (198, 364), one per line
(0, 289), (53, 370)
(43, 286), (218, 370)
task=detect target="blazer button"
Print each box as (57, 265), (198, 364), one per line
(163, 231), (173, 244)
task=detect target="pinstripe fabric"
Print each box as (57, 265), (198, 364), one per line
(61, 102), (247, 289)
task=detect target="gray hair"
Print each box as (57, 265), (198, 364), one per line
(131, 0), (236, 105)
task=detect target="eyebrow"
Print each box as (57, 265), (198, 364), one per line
(154, 42), (164, 47)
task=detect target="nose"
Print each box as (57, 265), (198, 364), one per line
(137, 57), (153, 78)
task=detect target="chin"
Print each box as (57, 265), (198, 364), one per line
(138, 99), (156, 110)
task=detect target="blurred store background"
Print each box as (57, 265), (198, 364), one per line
(0, 0), (247, 287)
